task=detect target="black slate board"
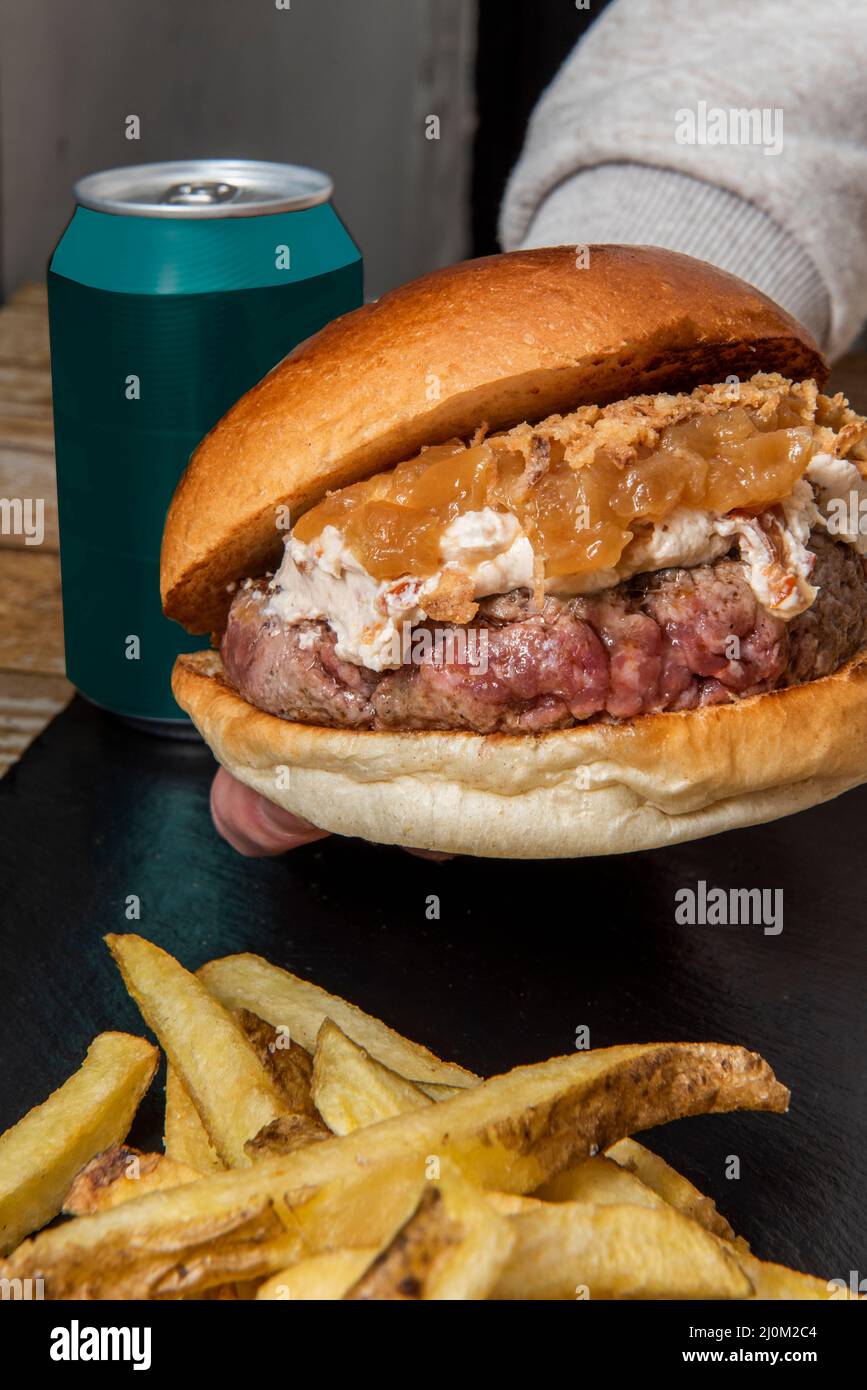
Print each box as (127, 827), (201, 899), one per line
(1, 695), (865, 1285)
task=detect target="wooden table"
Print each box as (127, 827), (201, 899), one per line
(0, 283), (70, 776)
(2, 283), (867, 775)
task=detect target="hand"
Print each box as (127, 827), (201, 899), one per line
(210, 767), (329, 857)
(209, 767), (451, 860)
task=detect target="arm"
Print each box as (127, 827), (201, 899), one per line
(499, 0), (867, 359)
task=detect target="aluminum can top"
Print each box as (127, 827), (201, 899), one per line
(74, 158), (333, 219)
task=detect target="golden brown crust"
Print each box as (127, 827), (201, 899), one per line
(172, 648), (867, 859)
(161, 246), (826, 633)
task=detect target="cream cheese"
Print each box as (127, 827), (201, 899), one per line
(267, 527), (426, 670)
(267, 476), (844, 669)
(556, 490), (819, 616)
(439, 508), (534, 593)
(716, 479), (819, 618)
(550, 507), (733, 597)
(807, 451), (867, 554)
(267, 509), (534, 670)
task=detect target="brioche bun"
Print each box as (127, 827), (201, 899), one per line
(173, 648), (867, 858)
(161, 245), (860, 859)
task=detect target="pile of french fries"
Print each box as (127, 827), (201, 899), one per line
(0, 934), (854, 1300)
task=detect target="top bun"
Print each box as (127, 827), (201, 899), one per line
(161, 245), (827, 634)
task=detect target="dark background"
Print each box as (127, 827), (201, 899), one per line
(1, 695), (864, 1286)
(471, 0), (612, 255)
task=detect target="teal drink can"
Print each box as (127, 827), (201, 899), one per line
(47, 160), (363, 731)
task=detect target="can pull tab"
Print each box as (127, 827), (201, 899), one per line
(159, 180), (238, 207)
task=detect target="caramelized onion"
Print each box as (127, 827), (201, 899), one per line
(293, 406), (816, 580)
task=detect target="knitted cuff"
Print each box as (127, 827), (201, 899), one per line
(517, 163), (830, 355)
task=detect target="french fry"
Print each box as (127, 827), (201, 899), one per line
(63, 1145), (199, 1215)
(346, 1165), (515, 1300)
(536, 1153), (669, 1209)
(204, 949), (740, 1247)
(6, 1159), (427, 1300)
(221, 953), (741, 1241)
(164, 1064), (224, 1174)
(0, 1032), (157, 1255)
(257, 1250), (378, 1301)
(245, 1114), (331, 1160)
(312, 1020), (432, 1134)
(237, 1011), (330, 1154)
(198, 953), (475, 1094)
(508, 1170), (858, 1301)
(107, 934), (289, 1168)
(740, 1253), (858, 1300)
(513, 1166), (840, 1301)
(422, 1083), (465, 1101)
(0, 1041), (787, 1298)
(492, 1202), (753, 1300)
(605, 1136), (740, 1243)
(485, 1192), (547, 1216)
(164, 1015), (327, 1172)
(256, 1211), (852, 1303)
(257, 1177), (507, 1302)
(236, 1009), (322, 1120)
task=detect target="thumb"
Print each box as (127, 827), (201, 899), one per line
(210, 767), (330, 857)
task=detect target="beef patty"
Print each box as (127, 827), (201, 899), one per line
(220, 531), (867, 734)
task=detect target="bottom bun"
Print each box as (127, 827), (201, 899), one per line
(173, 649), (867, 859)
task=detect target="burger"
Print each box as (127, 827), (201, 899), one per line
(161, 246), (867, 858)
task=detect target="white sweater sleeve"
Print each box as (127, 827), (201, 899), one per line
(499, 0), (867, 360)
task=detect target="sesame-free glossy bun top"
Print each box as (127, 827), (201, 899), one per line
(160, 245), (826, 633)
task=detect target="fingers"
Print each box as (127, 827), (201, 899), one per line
(210, 767), (454, 861)
(210, 767), (330, 858)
